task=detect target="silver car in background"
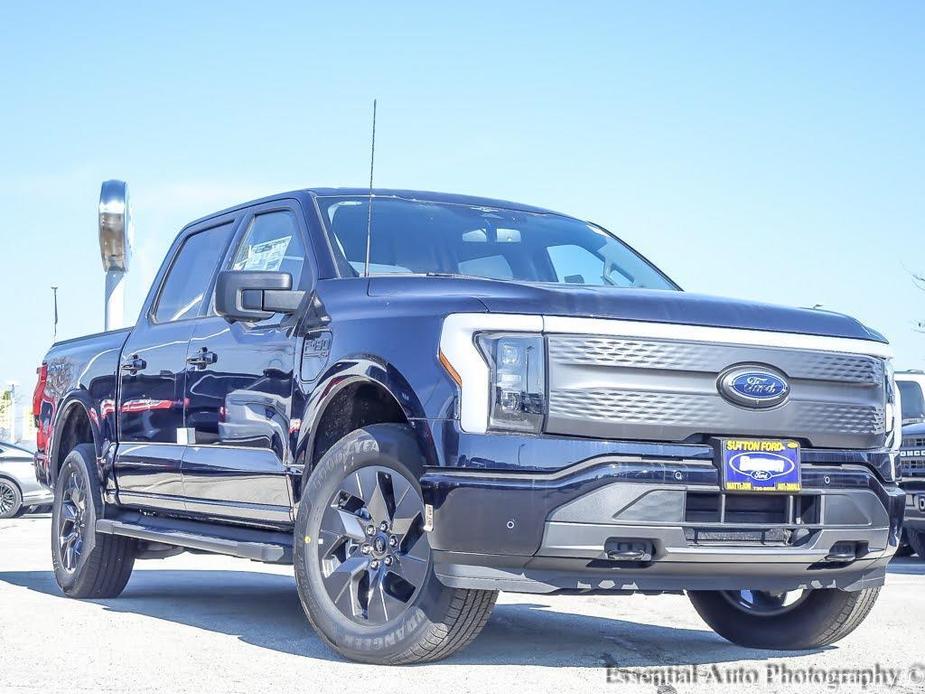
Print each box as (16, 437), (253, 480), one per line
(0, 442), (53, 518)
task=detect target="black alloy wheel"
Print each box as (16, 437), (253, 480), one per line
(317, 464), (428, 625)
(56, 465), (89, 572)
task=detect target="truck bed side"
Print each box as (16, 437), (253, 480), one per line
(34, 327), (131, 487)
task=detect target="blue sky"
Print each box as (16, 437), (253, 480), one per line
(1, 2), (923, 398)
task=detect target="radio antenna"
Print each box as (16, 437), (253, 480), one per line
(363, 99), (377, 277)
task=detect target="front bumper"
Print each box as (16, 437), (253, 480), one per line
(421, 441), (904, 594)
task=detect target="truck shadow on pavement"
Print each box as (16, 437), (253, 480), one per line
(0, 568), (826, 668)
(886, 557), (925, 575)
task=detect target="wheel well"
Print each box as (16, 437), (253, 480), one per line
(309, 381), (408, 470)
(54, 405), (94, 484)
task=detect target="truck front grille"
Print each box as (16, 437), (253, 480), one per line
(901, 437), (925, 477)
(545, 335), (886, 449)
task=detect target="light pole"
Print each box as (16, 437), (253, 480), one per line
(98, 180), (132, 331)
(51, 285), (58, 341)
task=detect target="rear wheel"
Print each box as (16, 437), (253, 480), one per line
(689, 587), (880, 649)
(295, 424), (497, 664)
(51, 444), (136, 598)
(0, 479), (23, 519)
(907, 529), (925, 559)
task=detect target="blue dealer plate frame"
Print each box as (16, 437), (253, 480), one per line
(720, 438), (801, 493)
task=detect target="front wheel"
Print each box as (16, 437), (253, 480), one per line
(295, 424), (498, 664)
(688, 587), (880, 650)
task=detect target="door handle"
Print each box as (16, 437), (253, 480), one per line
(120, 356), (147, 374)
(186, 347), (218, 369)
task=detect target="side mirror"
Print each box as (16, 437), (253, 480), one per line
(215, 271), (306, 322)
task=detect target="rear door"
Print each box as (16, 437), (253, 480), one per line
(115, 220), (237, 511)
(181, 202), (312, 523)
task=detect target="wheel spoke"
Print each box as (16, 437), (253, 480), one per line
(393, 551), (427, 588)
(401, 523), (429, 562)
(63, 539), (76, 570)
(357, 467), (394, 524)
(320, 505), (368, 542)
(338, 472), (365, 506)
(366, 572), (408, 623)
(322, 556), (367, 618)
(390, 486), (422, 537)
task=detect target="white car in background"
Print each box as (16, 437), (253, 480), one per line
(0, 441), (53, 519)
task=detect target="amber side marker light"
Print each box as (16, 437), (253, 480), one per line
(439, 351), (462, 386)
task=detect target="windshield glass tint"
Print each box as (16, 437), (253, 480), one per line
(899, 380), (925, 421)
(318, 197), (677, 290)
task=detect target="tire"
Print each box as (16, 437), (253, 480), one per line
(51, 444), (136, 598)
(294, 424), (498, 664)
(896, 531), (914, 557)
(0, 478), (23, 519)
(689, 587), (880, 650)
(907, 529), (925, 560)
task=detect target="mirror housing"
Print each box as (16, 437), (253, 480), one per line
(215, 271), (306, 322)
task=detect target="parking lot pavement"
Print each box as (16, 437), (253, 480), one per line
(1, 515), (923, 694)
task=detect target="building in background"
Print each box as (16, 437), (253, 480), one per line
(0, 388), (12, 441)
(0, 385), (31, 445)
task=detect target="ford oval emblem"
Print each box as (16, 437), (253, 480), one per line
(718, 365), (790, 409)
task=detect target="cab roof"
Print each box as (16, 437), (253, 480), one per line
(187, 187), (570, 228)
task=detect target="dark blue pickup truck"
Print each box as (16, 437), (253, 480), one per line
(33, 188), (904, 663)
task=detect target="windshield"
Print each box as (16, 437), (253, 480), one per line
(318, 196), (678, 290)
(899, 380), (925, 423)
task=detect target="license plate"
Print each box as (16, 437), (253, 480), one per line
(719, 438), (801, 493)
(917, 495), (925, 513)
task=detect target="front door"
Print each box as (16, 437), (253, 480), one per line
(115, 221), (236, 511)
(181, 206), (311, 524)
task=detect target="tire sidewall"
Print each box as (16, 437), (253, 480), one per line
(0, 478), (23, 519)
(51, 445), (101, 592)
(295, 424), (453, 663)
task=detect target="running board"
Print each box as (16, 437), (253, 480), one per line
(96, 516), (293, 564)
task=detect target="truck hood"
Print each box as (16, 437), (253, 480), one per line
(368, 276), (886, 343)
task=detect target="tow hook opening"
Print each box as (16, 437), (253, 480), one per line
(603, 538), (655, 564)
(823, 541), (869, 563)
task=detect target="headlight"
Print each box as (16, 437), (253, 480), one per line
(477, 333), (546, 433)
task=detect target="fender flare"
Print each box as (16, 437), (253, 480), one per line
(48, 391), (105, 487)
(295, 356), (437, 481)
